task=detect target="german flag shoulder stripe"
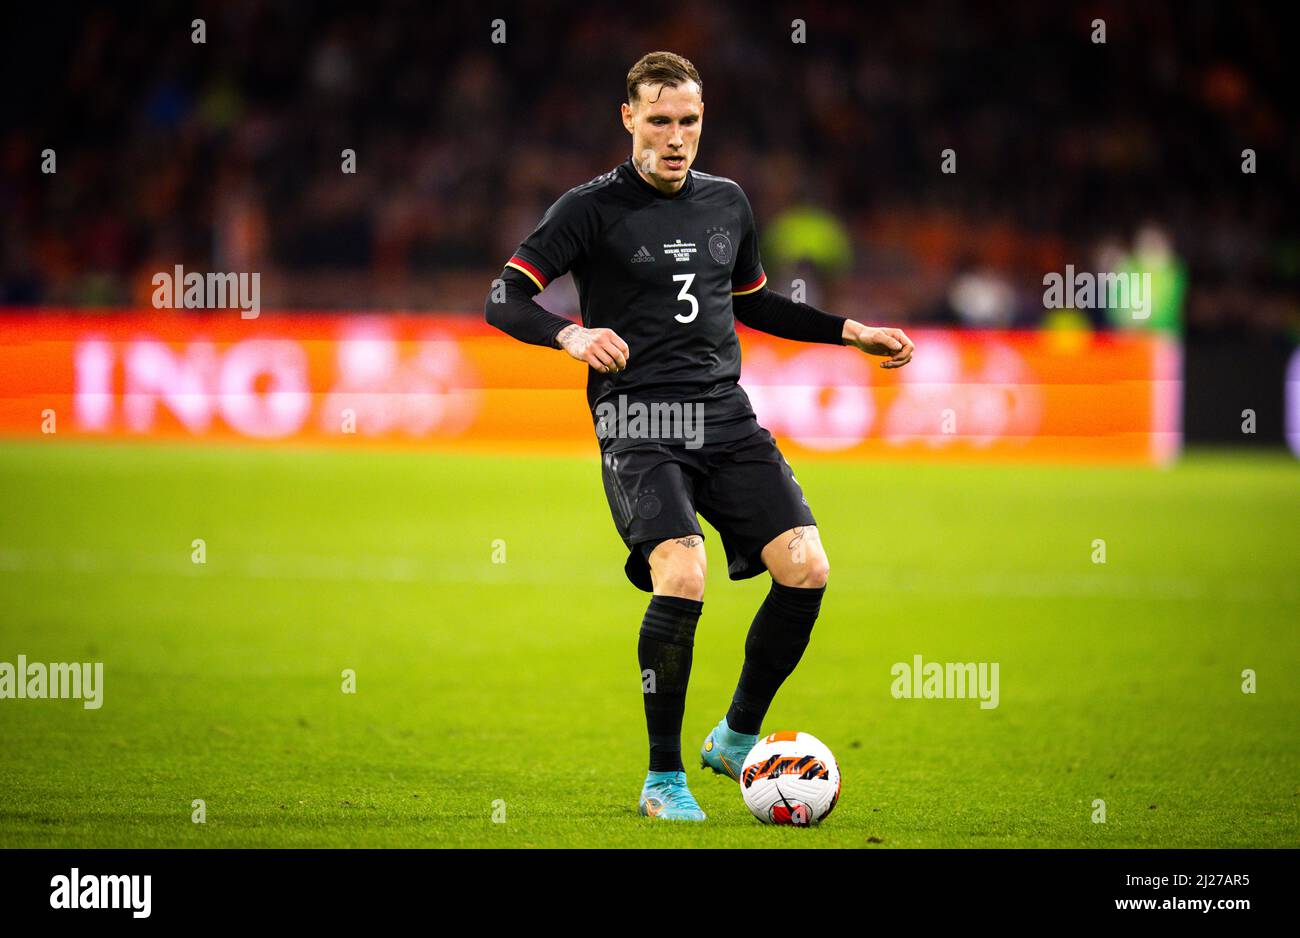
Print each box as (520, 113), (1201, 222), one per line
(505, 256), (548, 291)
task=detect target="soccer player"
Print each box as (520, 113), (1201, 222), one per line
(486, 51), (913, 820)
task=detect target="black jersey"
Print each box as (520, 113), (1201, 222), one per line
(504, 158), (771, 449)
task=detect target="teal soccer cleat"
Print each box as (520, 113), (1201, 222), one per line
(700, 717), (759, 782)
(638, 770), (707, 821)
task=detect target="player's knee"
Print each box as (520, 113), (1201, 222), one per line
(806, 555), (830, 589)
(790, 556), (829, 589)
(655, 562), (706, 600)
(774, 550), (829, 589)
(648, 541), (707, 600)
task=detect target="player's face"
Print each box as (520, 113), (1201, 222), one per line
(621, 81), (703, 194)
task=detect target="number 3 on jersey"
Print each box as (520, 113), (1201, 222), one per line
(672, 273), (698, 324)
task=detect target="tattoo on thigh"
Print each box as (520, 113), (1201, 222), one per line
(787, 526), (817, 564)
(675, 536), (702, 549)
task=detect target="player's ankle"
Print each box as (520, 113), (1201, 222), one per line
(719, 716), (759, 745)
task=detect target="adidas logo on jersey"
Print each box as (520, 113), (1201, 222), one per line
(630, 246), (655, 263)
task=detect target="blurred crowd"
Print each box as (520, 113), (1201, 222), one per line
(2, 0), (1296, 338)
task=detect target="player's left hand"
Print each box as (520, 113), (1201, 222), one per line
(843, 321), (914, 369)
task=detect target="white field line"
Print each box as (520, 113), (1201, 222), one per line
(0, 547), (1295, 604)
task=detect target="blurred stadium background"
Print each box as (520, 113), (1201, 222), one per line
(0, 1), (1296, 847)
(2, 1), (1298, 446)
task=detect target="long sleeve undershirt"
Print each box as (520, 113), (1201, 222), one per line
(731, 286), (847, 345)
(484, 269), (574, 348)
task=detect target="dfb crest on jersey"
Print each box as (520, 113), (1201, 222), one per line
(707, 229), (733, 264)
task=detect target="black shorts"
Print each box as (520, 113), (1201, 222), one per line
(599, 426), (817, 592)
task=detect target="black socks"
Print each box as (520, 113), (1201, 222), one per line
(638, 583), (824, 769)
(725, 582), (825, 735)
(638, 595), (704, 772)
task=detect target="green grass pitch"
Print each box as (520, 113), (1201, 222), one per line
(0, 440), (1296, 848)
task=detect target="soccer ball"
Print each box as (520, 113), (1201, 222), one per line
(739, 731), (841, 826)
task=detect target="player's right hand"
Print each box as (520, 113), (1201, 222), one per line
(557, 325), (630, 374)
